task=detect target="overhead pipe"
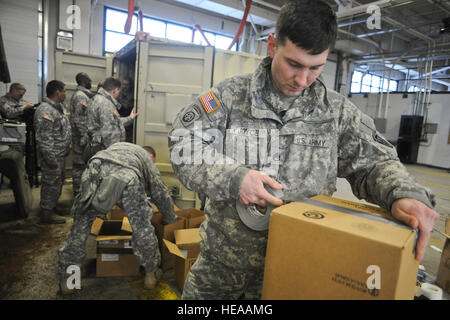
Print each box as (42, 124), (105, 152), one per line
(228, 0), (252, 50)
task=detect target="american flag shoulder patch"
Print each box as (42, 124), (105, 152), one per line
(199, 91), (220, 114)
(43, 113), (53, 121)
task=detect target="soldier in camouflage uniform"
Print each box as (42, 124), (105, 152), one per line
(69, 73), (95, 196)
(168, 0), (440, 300)
(0, 83), (34, 121)
(84, 77), (137, 160)
(57, 142), (178, 294)
(34, 80), (71, 224)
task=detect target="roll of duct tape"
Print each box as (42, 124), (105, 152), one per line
(236, 185), (284, 231)
(419, 283), (443, 300)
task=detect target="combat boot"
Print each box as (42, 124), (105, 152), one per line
(144, 268), (163, 289)
(39, 209), (66, 224)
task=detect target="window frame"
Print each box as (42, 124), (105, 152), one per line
(350, 70), (399, 94)
(103, 6), (238, 54)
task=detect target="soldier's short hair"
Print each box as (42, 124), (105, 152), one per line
(143, 146), (156, 159)
(46, 80), (65, 98)
(9, 83), (26, 93)
(102, 77), (121, 92)
(275, 0), (337, 54)
(75, 72), (91, 86)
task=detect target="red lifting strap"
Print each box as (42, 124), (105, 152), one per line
(228, 0), (252, 50)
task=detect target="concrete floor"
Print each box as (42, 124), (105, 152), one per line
(0, 164), (448, 300)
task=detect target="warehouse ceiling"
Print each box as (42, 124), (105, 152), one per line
(170, 0), (450, 89)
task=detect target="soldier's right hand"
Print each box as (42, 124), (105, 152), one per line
(239, 170), (283, 207)
(22, 103), (34, 110)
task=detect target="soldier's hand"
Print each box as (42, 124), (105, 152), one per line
(239, 170), (283, 207)
(391, 198), (440, 261)
(22, 103), (34, 110)
(130, 108), (138, 119)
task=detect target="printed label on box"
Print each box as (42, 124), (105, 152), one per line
(101, 254), (119, 262)
(124, 241), (133, 249)
(99, 240), (119, 245)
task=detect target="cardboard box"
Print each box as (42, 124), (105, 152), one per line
(91, 217), (140, 277)
(106, 204), (181, 221)
(436, 219), (450, 293)
(175, 208), (206, 229)
(106, 205), (127, 220)
(152, 203), (180, 213)
(152, 208), (205, 271)
(163, 228), (201, 290)
(262, 196), (419, 300)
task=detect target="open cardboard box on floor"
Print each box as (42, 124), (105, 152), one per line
(163, 228), (201, 290)
(436, 218), (450, 293)
(90, 217), (140, 277)
(262, 195), (420, 300)
(103, 205), (205, 272)
(153, 208), (205, 271)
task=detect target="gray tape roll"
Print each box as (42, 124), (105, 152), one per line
(236, 185), (284, 231)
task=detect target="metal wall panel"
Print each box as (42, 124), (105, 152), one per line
(213, 49), (264, 86)
(0, 0), (39, 102)
(134, 40), (214, 207)
(55, 51), (113, 104)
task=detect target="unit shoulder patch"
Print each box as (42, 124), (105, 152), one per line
(181, 106), (201, 127)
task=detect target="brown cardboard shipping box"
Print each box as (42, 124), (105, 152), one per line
(163, 228), (201, 290)
(262, 196), (419, 300)
(106, 205), (127, 220)
(176, 208), (206, 229)
(152, 208), (205, 271)
(91, 217), (140, 277)
(436, 219), (450, 293)
(106, 204), (181, 221)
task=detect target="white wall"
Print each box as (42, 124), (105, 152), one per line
(349, 93), (450, 169)
(417, 96), (450, 169)
(0, 0), (39, 102)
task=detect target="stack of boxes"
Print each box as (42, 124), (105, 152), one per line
(92, 204), (205, 291)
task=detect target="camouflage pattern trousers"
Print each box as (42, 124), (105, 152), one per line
(182, 248), (265, 300)
(71, 148), (85, 197)
(57, 178), (161, 277)
(40, 157), (65, 211)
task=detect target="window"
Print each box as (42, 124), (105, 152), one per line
(350, 70), (399, 93)
(408, 85), (421, 92)
(104, 7), (237, 53)
(166, 24), (192, 43)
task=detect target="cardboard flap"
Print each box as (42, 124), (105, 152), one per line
(91, 217), (104, 236)
(446, 218), (450, 235)
(121, 217), (133, 233)
(163, 239), (186, 260)
(174, 228), (201, 245)
(96, 235), (132, 242)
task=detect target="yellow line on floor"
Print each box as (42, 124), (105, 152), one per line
(418, 179), (450, 191)
(407, 167), (450, 179)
